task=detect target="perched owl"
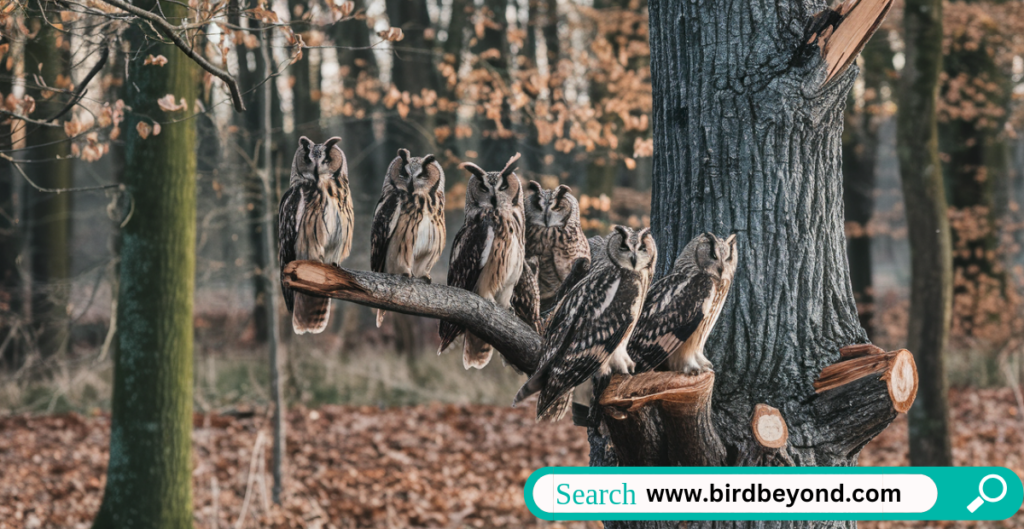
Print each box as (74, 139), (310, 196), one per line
(512, 256), (542, 332)
(371, 148), (446, 327)
(279, 136), (354, 334)
(513, 226), (657, 422)
(438, 153), (526, 369)
(523, 182), (590, 311)
(628, 232), (738, 375)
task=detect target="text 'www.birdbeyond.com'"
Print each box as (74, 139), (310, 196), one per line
(524, 467), (1024, 521)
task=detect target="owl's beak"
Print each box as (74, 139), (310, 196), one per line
(630, 255), (637, 268)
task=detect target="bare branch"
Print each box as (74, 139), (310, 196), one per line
(281, 261), (543, 374)
(98, 0), (246, 112)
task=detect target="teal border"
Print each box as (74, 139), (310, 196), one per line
(523, 467), (1024, 521)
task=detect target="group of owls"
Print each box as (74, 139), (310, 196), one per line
(278, 136), (739, 423)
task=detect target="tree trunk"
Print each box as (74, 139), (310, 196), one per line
(842, 35), (892, 339)
(24, 2), (73, 358)
(289, 0), (322, 140)
(92, 1), (197, 525)
(471, 0), (515, 170)
(0, 31), (25, 369)
(897, 0), (953, 467)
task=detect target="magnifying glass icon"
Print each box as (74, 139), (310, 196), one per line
(967, 474), (1007, 513)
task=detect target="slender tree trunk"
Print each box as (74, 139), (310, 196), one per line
(261, 34), (287, 504)
(289, 0), (322, 140)
(24, 1), (73, 358)
(842, 35), (892, 339)
(472, 0), (515, 170)
(897, 0), (953, 466)
(236, 10), (271, 343)
(0, 31), (24, 369)
(92, 1), (197, 525)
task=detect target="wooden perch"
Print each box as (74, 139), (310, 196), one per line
(809, 0), (894, 84)
(740, 404), (795, 467)
(813, 345), (918, 458)
(599, 372), (724, 467)
(282, 260), (542, 374)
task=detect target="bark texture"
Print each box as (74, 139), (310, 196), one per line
(92, 1), (197, 525)
(647, 0), (867, 470)
(897, 0), (953, 466)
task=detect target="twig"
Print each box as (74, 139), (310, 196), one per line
(233, 430), (265, 529)
(47, 47), (109, 122)
(98, 0), (246, 112)
(0, 152), (121, 193)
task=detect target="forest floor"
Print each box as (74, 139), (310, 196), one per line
(0, 388), (1022, 529)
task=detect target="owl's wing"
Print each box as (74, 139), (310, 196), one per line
(438, 215), (494, 352)
(547, 257), (591, 316)
(512, 257), (541, 332)
(370, 192), (401, 273)
(515, 266), (637, 407)
(278, 185), (303, 313)
(628, 272), (715, 373)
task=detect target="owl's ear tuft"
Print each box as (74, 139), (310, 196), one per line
(725, 233), (737, 246)
(298, 136), (314, 152)
(555, 184), (571, 201)
(422, 153), (436, 166)
(398, 148), (411, 164)
(613, 225), (630, 241)
(324, 136), (343, 151)
(500, 152), (522, 178)
(526, 181), (542, 194)
(459, 162), (487, 178)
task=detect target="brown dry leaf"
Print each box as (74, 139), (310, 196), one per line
(378, 27), (404, 42)
(135, 121), (151, 139)
(143, 54), (168, 67)
(624, 157), (637, 170)
(156, 94), (188, 112)
(152, 122), (161, 136)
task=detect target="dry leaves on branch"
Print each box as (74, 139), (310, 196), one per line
(378, 27), (404, 42)
(135, 121), (161, 139)
(156, 94), (188, 112)
(143, 54), (168, 67)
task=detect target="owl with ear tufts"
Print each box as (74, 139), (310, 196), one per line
(279, 136), (354, 334)
(628, 232), (738, 376)
(523, 182), (590, 312)
(438, 153), (526, 369)
(513, 225), (657, 422)
(371, 148), (446, 327)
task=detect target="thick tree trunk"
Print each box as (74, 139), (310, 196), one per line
(897, 0), (953, 467)
(24, 2), (73, 358)
(472, 0), (515, 170)
(647, 0), (870, 468)
(92, 1), (197, 525)
(0, 32), (24, 369)
(289, 0), (322, 140)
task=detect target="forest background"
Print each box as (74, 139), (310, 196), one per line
(2, 0), (1024, 526)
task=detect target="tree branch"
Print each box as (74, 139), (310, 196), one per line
(281, 260), (542, 374)
(99, 0), (246, 112)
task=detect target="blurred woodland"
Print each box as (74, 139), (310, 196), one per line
(1, 0), (1024, 525)
(2, 0), (1024, 409)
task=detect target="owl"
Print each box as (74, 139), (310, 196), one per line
(512, 256), (542, 333)
(523, 182), (590, 311)
(513, 226), (657, 422)
(438, 153), (526, 369)
(628, 232), (738, 375)
(279, 136), (354, 334)
(371, 148), (446, 327)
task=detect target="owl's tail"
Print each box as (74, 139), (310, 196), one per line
(376, 309), (386, 328)
(536, 390), (572, 423)
(462, 333), (493, 370)
(292, 293), (331, 334)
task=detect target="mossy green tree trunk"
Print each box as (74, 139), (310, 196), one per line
(24, 2), (73, 358)
(897, 0), (953, 466)
(92, 1), (197, 525)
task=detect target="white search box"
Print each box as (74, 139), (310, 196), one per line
(531, 474), (938, 514)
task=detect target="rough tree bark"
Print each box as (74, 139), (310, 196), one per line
(92, 1), (197, 526)
(24, 1), (73, 358)
(283, 1), (911, 527)
(897, 0), (953, 467)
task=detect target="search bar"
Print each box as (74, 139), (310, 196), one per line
(524, 467), (1023, 521)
